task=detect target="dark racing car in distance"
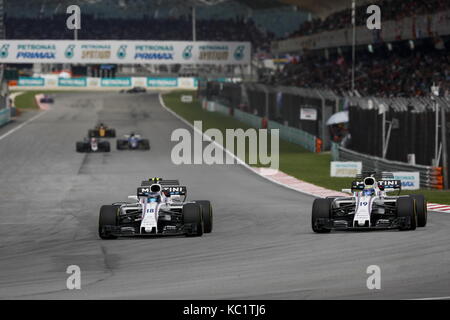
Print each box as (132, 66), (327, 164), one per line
(88, 123), (116, 138)
(311, 171), (427, 233)
(116, 133), (150, 150)
(39, 94), (54, 103)
(98, 178), (213, 239)
(76, 137), (111, 153)
(120, 87), (147, 94)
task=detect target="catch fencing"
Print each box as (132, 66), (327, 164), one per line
(200, 80), (450, 188)
(202, 98), (319, 152)
(202, 80), (339, 152)
(344, 95), (450, 188)
(332, 144), (443, 189)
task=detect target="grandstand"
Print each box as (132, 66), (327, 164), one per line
(1, 0), (449, 182)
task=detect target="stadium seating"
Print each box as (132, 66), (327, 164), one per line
(282, 0), (450, 40)
(270, 39), (449, 98)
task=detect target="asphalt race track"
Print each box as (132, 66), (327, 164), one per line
(0, 91), (449, 300)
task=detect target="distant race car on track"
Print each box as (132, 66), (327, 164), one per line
(98, 178), (213, 239)
(76, 137), (111, 153)
(88, 123), (116, 138)
(116, 133), (150, 150)
(311, 171), (427, 233)
(120, 87), (146, 94)
(39, 94), (54, 103)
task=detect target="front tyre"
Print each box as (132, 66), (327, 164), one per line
(311, 198), (332, 233)
(410, 195), (427, 227)
(397, 197), (417, 231)
(98, 205), (118, 239)
(194, 200), (213, 233)
(183, 203), (203, 237)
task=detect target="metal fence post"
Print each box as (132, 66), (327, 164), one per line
(441, 107), (449, 189)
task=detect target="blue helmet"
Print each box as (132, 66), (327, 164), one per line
(362, 188), (375, 196)
(147, 192), (161, 203)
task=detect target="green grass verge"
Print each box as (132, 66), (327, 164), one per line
(11, 90), (75, 109)
(166, 90), (450, 204)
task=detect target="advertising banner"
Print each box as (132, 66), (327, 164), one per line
(0, 40), (251, 65)
(330, 161), (362, 177)
(101, 78), (132, 87)
(58, 78), (87, 87)
(392, 172), (420, 190)
(18, 77), (45, 86)
(147, 77), (178, 87)
(14, 76), (199, 90)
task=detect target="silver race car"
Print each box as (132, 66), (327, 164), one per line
(311, 172), (427, 233)
(76, 137), (111, 153)
(98, 178), (213, 239)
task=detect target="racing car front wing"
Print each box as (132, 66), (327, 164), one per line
(314, 216), (414, 231)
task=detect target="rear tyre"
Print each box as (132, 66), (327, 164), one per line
(311, 198), (332, 233)
(183, 203), (203, 237)
(107, 129), (116, 138)
(410, 195), (427, 227)
(99, 205), (118, 239)
(194, 200), (213, 233)
(397, 197), (417, 231)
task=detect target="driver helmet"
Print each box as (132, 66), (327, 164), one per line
(362, 188), (375, 196)
(91, 137), (97, 143)
(147, 192), (161, 203)
(130, 132), (135, 137)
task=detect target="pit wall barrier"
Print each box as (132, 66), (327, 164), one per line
(332, 143), (443, 189)
(203, 100), (318, 153)
(9, 77), (199, 91)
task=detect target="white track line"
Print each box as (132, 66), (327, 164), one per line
(0, 110), (48, 142)
(410, 296), (450, 300)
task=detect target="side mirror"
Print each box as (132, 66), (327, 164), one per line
(341, 189), (352, 193)
(128, 195), (139, 201)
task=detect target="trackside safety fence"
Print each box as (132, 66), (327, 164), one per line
(0, 68), (11, 127)
(202, 99), (319, 152)
(332, 143), (443, 189)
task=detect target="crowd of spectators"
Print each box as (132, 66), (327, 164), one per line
(283, 0), (450, 39)
(5, 14), (274, 52)
(270, 40), (450, 98)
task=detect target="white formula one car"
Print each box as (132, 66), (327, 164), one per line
(311, 172), (427, 233)
(98, 178), (213, 239)
(76, 137), (111, 153)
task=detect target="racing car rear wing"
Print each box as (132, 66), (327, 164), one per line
(350, 180), (402, 191)
(355, 171), (395, 180)
(137, 186), (187, 196)
(141, 179), (180, 186)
